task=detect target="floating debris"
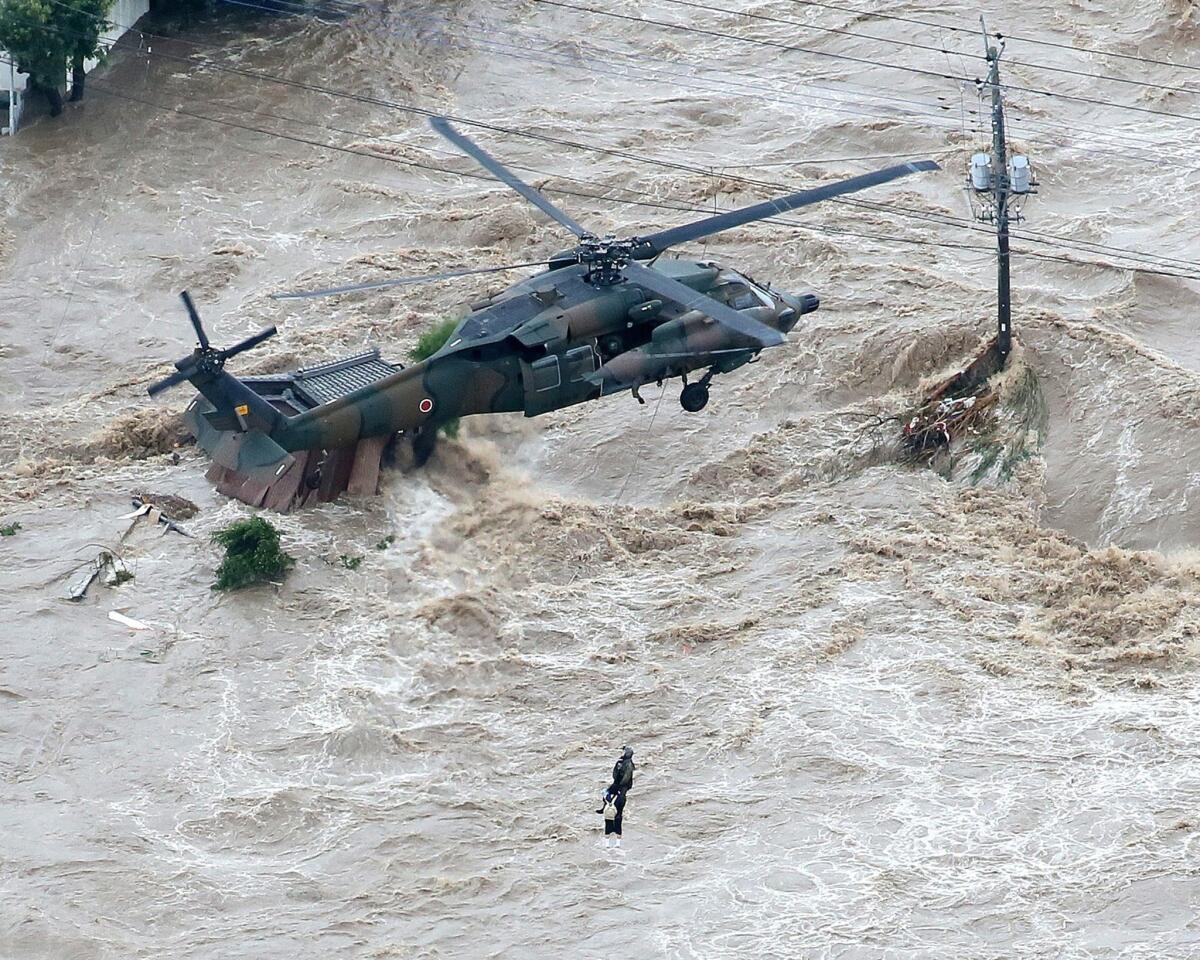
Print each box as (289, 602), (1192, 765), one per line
(67, 550), (134, 601)
(121, 498), (193, 538)
(211, 517), (294, 591)
(902, 392), (997, 454)
(129, 490), (199, 519)
(108, 610), (151, 631)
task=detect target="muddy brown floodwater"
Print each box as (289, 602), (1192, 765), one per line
(3, 0), (1200, 956)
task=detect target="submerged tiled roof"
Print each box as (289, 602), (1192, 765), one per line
(291, 350), (401, 407)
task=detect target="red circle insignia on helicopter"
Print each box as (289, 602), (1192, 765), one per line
(419, 398), (434, 414)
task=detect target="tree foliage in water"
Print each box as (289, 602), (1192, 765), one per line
(211, 516), (294, 591)
(0, 0), (114, 113)
(409, 319), (459, 363)
(410, 319), (461, 438)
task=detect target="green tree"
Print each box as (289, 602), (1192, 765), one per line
(0, 0), (66, 114)
(57, 0), (112, 102)
(0, 0), (112, 115)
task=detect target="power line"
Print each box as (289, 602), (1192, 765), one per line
(468, 25), (1199, 172)
(207, 0), (1200, 164)
(44, 1), (966, 158)
(468, 23), (1200, 175)
(663, 0), (1200, 97)
(736, 151), (958, 168)
(147, 0), (1200, 170)
(41, 21), (1200, 278)
(532, 0), (969, 84)
(531, 0), (1200, 126)
(36, 0), (1200, 173)
(76, 0), (981, 138)
(516, 1), (1200, 167)
(6, 51), (1197, 284)
(783, 0), (1200, 74)
(0, 52), (980, 260)
(201, 21), (1200, 270)
(66, 68), (1199, 282)
(31, 16), (1200, 274)
(547, 20), (1193, 163)
(8, 7), (1199, 276)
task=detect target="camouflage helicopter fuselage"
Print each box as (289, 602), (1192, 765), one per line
(180, 257), (817, 480)
(158, 116), (937, 486)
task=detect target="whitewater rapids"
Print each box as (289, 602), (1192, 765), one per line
(2, 0), (1200, 956)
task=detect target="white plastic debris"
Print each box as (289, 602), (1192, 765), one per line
(108, 611), (151, 631)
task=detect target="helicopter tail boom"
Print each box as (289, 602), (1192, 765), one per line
(184, 394), (296, 485)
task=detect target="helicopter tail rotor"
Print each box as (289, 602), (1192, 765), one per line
(146, 366), (195, 397)
(147, 291), (277, 397)
(181, 290), (209, 349)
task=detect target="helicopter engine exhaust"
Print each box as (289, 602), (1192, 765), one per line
(776, 292), (820, 334)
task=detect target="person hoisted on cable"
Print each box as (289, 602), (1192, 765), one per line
(597, 746), (635, 848)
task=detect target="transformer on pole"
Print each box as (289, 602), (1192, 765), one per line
(968, 17), (1036, 361)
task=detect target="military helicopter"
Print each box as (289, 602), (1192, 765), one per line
(148, 118), (938, 504)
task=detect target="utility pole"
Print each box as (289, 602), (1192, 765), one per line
(969, 17), (1034, 363)
(3, 60), (15, 136)
(986, 31), (1011, 358)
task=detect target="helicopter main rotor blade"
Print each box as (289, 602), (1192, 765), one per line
(271, 260), (549, 301)
(430, 116), (592, 239)
(632, 159), (940, 258)
(623, 261), (785, 348)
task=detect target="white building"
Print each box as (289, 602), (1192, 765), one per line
(2, 0), (149, 134)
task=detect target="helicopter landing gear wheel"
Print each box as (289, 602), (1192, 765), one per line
(680, 382), (710, 412)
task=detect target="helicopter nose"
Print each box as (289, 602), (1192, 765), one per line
(796, 292), (820, 315)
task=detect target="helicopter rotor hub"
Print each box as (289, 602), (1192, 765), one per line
(577, 235), (633, 286)
(193, 347), (224, 375)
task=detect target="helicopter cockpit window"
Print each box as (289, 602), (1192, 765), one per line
(531, 355), (561, 392)
(713, 281), (770, 311)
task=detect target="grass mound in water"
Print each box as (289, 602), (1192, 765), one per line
(212, 516), (294, 591)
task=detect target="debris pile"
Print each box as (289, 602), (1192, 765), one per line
(900, 337), (1005, 460)
(122, 497), (194, 538)
(64, 494), (195, 601)
(902, 391), (998, 454)
(129, 490), (199, 519)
